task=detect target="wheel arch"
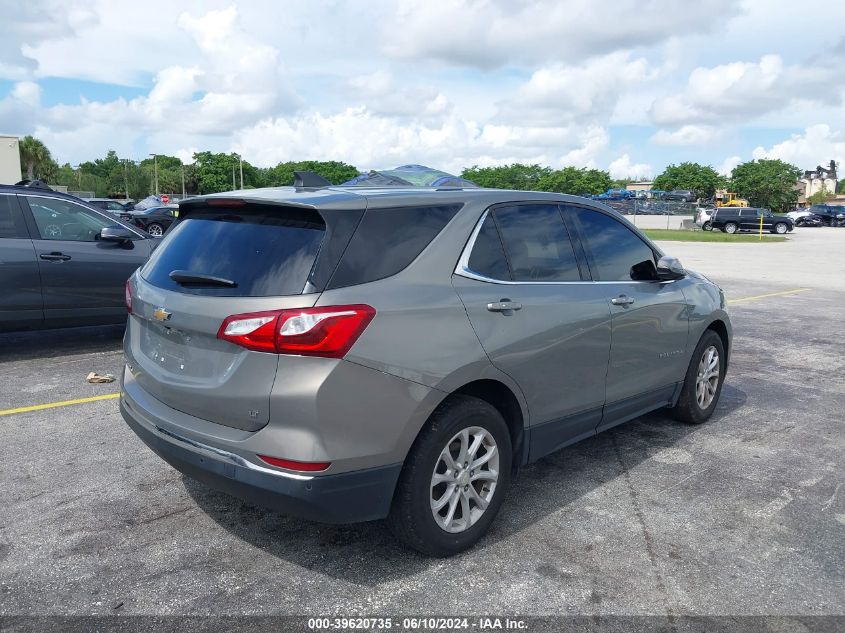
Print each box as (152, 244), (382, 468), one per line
(705, 318), (731, 369)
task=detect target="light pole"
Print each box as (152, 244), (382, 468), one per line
(149, 153), (159, 196)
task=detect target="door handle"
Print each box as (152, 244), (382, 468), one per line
(40, 252), (71, 261)
(610, 295), (635, 306)
(487, 299), (522, 313)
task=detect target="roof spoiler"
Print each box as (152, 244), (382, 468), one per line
(293, 171), (332, 188)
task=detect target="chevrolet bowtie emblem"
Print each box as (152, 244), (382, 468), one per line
(152, 307), (172, 322)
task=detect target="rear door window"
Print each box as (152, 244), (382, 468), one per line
(141, 206), (325, 296)
(492, 204), (581, 282)
(571, 207), (657, 281)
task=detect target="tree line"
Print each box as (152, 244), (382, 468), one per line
(17, 135), (837, 211)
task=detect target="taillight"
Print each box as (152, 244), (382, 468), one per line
(125, 280), (133, 313)
(257, 454), (330, 472)
(217, 304), (376, 358)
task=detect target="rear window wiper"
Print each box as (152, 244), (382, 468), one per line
(169, 270), (238, 287)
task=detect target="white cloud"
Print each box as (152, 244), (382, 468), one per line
(608, 154), (652, 180)
(496, 53), (657, 126)
(718, 155), (742, 176)
(345, 70), (452, 118)
(384, 0), (739, 69)
(232, 110), (609, 174)
(651, 125), (721, 146)
(751, 125), (845, 171)
(11, 81), (41, 107)
(650, 53), (844, 126)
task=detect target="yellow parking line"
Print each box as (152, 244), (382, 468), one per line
(728, 288), (811, 304)
(0, 393), (120, 417)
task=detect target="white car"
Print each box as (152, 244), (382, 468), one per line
(696, 207), (717, 230)
(786, 209), (812, 221)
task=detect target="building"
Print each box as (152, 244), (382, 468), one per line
(0, 135), (22, 184)
(625, 181), (654, 192)
(798, 160), (837, 203)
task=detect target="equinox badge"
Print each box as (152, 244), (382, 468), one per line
(152, 307), (172, 322)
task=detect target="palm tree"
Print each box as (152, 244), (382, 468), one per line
(18, 135), (52, 180)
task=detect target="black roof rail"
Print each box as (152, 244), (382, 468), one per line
(293, 171), (332, 188)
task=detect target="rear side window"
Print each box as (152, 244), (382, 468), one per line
(467, 214), (511, 280)
(327, 204), (460, 289)
(0, 196), (24, 238)
(572, 207), (656, 281)
(493, 204), (581, 282)
(141, 206), (325, 296)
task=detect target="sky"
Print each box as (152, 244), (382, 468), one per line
(1, 0), (844, 179)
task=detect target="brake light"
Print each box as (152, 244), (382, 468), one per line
(257, 454), (331, 472)
(206, 199), (246, 207)
(125, 280), (133, 313)
(217, 304), (376, 357)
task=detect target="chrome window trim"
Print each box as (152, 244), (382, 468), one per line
(21, 193), (147, 239)
(454, 208), (661, 286)
(153, 425), (315, 482)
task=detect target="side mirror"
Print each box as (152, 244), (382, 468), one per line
(656, 255), (685, 281)
(100, 226), (136, 243)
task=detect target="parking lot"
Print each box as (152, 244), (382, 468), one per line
(1, 228), (843, 619)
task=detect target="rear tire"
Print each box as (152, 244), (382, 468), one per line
(724, 222), (738, 234)
(669, 330), (726, 425)
(702, 221), (712, 231)
(388, 395), (512, 557)
(147, 223), (164, 237)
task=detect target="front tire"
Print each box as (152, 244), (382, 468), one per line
(147, 223), (164, 237)
(702, 221), (712, 231)
(773, 222), (788, 234)
(388, 396), (512, 557)
(724, 222), (738, 234)
(669, 330), (726, 425)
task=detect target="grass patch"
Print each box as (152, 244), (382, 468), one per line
(643, 229), (787, 243)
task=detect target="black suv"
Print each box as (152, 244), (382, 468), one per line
(710, 208), (793, 234)
(0, 183), (158, 332)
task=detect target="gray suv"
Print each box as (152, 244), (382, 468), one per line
(121, 186), (731, 556)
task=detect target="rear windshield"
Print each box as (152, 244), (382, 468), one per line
(141, 206), (325, 296)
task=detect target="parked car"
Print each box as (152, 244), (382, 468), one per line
(710, 207), (793, 234)
(122, 205), (178, 236)
(696, 207), (717, 230)
(663, 189), (696, 202)
(786, 209), (813, 222)
(0, 184), (159, 332)
(795, 214), (824, 227)
(120, 183), (731, 556)
(805, 204), (845, 227)
(84, 198), (134, 216)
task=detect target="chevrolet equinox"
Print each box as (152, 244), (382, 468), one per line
(121, 185), (731, 556)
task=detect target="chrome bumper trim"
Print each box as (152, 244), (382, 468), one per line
(153, 425), (314, 482)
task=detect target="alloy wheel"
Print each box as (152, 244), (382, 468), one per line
(147, 223), (163, 237)
(430, 426), (499, 533)
(695, 345), (720, 409)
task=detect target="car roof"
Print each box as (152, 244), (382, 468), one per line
(182, 185), (608, 212)
(0, 183), (89, 203)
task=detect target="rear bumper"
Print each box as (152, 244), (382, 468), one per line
(120, 391), (402, 524)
